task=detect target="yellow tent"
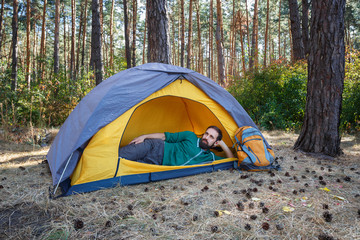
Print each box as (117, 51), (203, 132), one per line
(47, 63), (260, 196)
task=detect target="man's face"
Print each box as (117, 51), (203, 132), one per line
(199, 128), (219, 149)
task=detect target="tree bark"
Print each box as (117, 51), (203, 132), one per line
(54, 0), (60, 75)
(132, 0), (137, 67)
(11, 0), (18, 91)
(278, 0), (281, 59)
(91, 0), (103, 85)
(263, 0), (269, 67)
(237, 11), (246, 73)
(0, 0), (4, 55)
(170, 13), (176, 65)
(109, 0), (114, 70)
(180, 0), (185, 67)
(301, 0), (310, 56)
(40, 0), (47, 80)
(209, 0), (213, 79)
(245, 0), (250, 61)
(81, 0), (89, 69)
(146, 0), (171, 64)
(26, 0), (31, 88)
(228, 0), (235, 76)
(288, 17), (293, 60)
(70, 0), (76, 80)
(249, 0), (258, 70)
(32, 20), (37, 81)
(62, 3), (67, 80)
(75, 0), (85, 78)
(288, 0), (305, 61)
(186, 0), (193, 69)
(294, 0), (345, 157)
(196, 0), (203, 74)
(99, 0), (104, 68)
(142, 11), (147, 64)
(215, 0), (225, 85)
(123, 0), (131, 68)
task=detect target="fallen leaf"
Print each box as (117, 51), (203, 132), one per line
(215, 210), (231, 217)
(319, 187), (331, 192)
(332, 195), (345, 201)
(283, 206), (295, 212)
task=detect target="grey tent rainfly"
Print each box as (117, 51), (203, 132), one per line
(47, 63), (270, 196)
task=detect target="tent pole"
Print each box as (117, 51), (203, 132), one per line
(53, 152), (74, 195)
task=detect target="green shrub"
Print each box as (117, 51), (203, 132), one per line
(342, 50), (360, 132)
(228, 62), (307, 131)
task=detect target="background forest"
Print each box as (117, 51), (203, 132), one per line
(0, 0), (360, 133)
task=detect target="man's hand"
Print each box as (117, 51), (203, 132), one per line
(215, 140), (235, 158)
(129, 133), (165, 145)
(129, 135), (147, 144)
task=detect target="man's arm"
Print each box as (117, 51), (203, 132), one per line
(216, 140), (235, 158)
(129, 133), (165, 144)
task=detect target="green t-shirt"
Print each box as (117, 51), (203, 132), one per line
(162, 131), (224, 166)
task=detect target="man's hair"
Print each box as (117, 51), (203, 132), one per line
(207, 126), (222, 141)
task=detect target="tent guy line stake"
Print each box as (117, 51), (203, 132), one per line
(53, 152), (73, 196)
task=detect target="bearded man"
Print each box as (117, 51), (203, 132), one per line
(118, 126), (234, 166)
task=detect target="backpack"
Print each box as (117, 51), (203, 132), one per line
(234, 126), (278, 171)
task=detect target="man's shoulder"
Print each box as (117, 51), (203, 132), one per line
(178, 131), (198, 138)
(179, 130), (195, 135)
(165, 131), (197, 142)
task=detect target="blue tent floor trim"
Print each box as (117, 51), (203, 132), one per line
(60, 160), (237, 196)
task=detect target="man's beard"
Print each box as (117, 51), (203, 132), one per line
(199, 139), (214, 150)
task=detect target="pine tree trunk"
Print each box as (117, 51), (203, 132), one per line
(186, 0), (193, 69)
(146, 0), (171, 64)
(26, 0), (31, 88)
(0, 0), (4, 55)
(54, 0), (60, 75)
(32, 20), (37, 81)
(245, 0), (250, 61)
(294, 0), (345, 157)
(278, 0), (281, 59)
(142, 12), (147, 64)
(209, 0), (213, 79)
(99, 0), (104, 68)
(124, 0), (131, 68)
(91, 0), (103, 85)
(301, 0), (310, 56)
(263, 0), (269, 67)
(215, 0), (225, 85)
(180, 0), (185, 67)
(75, 0), (85, 78)
(40, 0), (47, 80)
(63, 4), (67, 80)
(288, 17), (293, 60)
(11, 0), (18, 91)
(238, 11), (246, 73)
(70, 0), (76, 80)
(109, 0), (114, 70)
(228, 0), (235, 77)
(196, 0), (203, 74)
(170, 14), (176, 65)
(132, 0), (137, 67)
(81, 0), (89, 69)
(288, 0), (305, 61)
(249, 0), (258, 70)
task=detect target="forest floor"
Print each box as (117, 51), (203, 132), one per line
(0, 128), (359, 240)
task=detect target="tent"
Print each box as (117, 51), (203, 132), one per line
(47, 63), (266, 196)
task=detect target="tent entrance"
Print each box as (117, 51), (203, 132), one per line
(120, 96), (232, 147)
